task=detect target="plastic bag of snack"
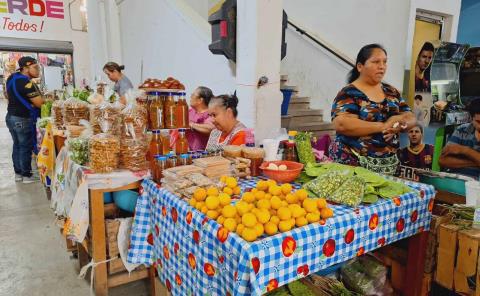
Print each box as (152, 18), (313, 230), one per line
(119, 138), (148, 171)
(90, 93), (122, 136)
(89, 119), (120, 173)
(52, 100), (65, 130)
(121, 89), (147, 141)
(67, 120), (92, 166)
(63, 95), (90, 126)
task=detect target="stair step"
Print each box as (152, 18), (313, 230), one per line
(281, 85), (299, 92)
(288, 122), (334, 130)
(290, 97), (310, 104)
(288, 102), (310, 111)
(288, 109), (323, 117)
(284, 115), (324, 127)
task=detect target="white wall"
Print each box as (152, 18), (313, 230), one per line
(117, 0), (235, 98)
(282, 0), (411, 122)
(281, 0), (461, 122)
(0, 0), (90, 87)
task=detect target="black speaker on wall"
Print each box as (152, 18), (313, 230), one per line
(208, 0), (288, 63)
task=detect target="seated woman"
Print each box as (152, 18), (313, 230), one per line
(206, 94), (246, 150)
(187, 86), (215, 151)
(329, 44), (416, 174)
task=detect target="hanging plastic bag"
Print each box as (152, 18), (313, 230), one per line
(67, 120), (92, 166)
(89, 119), (120, 173)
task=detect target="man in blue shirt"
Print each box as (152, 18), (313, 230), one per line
(439, 99), (480, 177)
(5, 57), (44, 184)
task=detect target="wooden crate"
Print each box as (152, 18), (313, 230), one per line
(425, 215), (454, 273)
(106, 219), (120, 258)
(436, 224), (480, 295)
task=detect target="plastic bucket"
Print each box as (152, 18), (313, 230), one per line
(466, 181), (480, 206)
(280, 89), (294, 116)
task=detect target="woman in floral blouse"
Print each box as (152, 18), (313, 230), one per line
(329, 44), (416, 172)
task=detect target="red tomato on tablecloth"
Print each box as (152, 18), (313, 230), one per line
(420, 190), (425, 198)
(171, 207), (178, 223)
(175, 274), (182, 286)
(281, 237), (297, 257)
(165, 279), (172, 292)
(251, 257), (260, 275)
(267, 279), (279, 292)
(396, 218), (405, 233)
(217, 226), (229, 243)
(369, 213), (379, 230)
(174, 242), (179, 256)
(411, 210), (418, 223)
(323, 239), (336, 257)
(202, 217), (209, 226)
(428, 198), (434, 212)
(163, 245), (170, 260)
(297, 264), (309, 276)
(393, 197), (401, 206)
(162, 206), (167, 217)
(193, 230), (200, 244)
(344, 229), (355, 244)
(155, 224), (160, 236)
(147, 233), (154, 245)
(357, 246), (365, 256)
(188, 253), (196, 270)
(378, 237), (386, 246)
(204, 263), (216, 277)
(186, 211), (193, 225)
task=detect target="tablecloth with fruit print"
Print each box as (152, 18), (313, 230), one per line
(128, 177), (435, 296)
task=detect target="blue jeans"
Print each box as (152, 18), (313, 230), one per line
(5, 114), (34, 177)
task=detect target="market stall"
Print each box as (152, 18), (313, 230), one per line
(127, 163), (435, 295)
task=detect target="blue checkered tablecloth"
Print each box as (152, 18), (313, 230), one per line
(128, 177), (435, 295)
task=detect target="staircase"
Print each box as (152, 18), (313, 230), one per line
(280, 74), (336, 139)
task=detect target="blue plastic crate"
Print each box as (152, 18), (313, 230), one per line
(281, 89), (294, 116)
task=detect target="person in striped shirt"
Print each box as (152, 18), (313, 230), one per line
(439, 99), (480, 177)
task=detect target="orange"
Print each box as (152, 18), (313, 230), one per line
(317, 198), (328, 209)
(321, 207), (334, 219)
(295, 189), (309, 201)
(193, 188), (207, 201)
(223, 187), (233, 195)
(207, 187), (219, 196)
(264, 222), (278, 236)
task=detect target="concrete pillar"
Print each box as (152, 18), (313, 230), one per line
(86, 0), (108, 82)
(236, 0), (284, 144)
(103, 0), (123, 63)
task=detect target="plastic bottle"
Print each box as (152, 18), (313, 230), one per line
(179, 154), (189, 166)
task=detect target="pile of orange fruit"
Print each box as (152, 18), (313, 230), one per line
(188, 178), (334, 242)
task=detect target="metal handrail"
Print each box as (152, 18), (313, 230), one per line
(287, 20), (355, 68)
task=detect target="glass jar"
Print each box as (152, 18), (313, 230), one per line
(167, 155), (178, 168)
(187, 152), (194, 165)
(179, 154), (189, 166)
(148, 130), (162, 163)
(196, 150), (204, 158)
(176, 128), (189, 155)
(175, 92), (189, 128)
(284, 142), (298, 162)
(156, 155), (167, 183)
(148, 91), (164, 130)
(164, 92), (177, 129)
(160, 129), (171, 155)
(152, 154), (161, 182)
(202, 151), (209, 158)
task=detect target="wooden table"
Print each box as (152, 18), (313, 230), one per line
(77, 181), (149, 296)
